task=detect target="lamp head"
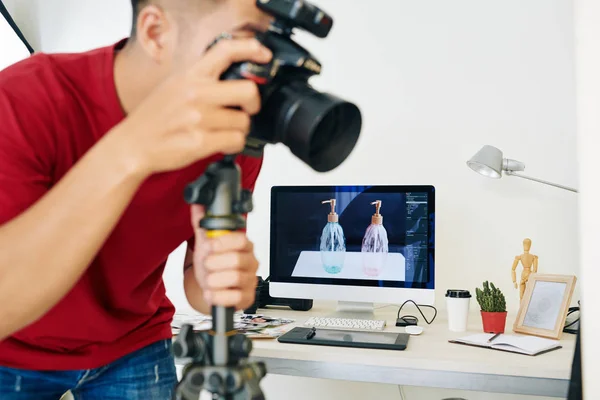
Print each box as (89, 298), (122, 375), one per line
(467, 145), (525, 179)
(467, 145), (503, 178)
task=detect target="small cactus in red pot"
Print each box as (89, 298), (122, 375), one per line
(475, 281), (507, 334)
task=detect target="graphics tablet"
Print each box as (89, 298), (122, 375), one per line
(278, 327), (409, 351)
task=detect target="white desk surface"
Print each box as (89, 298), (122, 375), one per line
(244, 302), (574, 397)
(291, 251), (406, 281)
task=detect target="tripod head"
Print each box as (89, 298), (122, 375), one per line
(183, 155), (252, 230)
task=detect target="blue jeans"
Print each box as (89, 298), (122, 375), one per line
(0, 339), (177, 400)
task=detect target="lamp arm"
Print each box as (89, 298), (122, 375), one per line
(505, 171), (578, 193)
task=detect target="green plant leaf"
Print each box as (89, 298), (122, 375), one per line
(475, 281), (506, 312)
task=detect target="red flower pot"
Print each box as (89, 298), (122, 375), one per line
(480, 311), (507, 334)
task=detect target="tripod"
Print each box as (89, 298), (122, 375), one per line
(172, 155), (267, 400)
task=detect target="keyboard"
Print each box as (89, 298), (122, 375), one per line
(303, 317), (386, 332)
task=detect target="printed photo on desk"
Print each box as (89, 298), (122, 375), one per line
(513, 274), (577, 340)
(270, 186), (433, 286)
(171, 313), (295, 339)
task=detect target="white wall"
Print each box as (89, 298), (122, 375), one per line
(249, 0), (579, 314)
(574, 0), (600, 399)
(8, 1), (577, 399)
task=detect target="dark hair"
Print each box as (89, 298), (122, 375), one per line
(130, 0), (149, 36)
(130, 0), (216, 38)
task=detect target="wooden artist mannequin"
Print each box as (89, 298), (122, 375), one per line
(512, 238), (538, 301)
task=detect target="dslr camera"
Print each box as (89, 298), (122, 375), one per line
(219, 0), (362, 172)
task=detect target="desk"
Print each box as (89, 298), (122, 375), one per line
(238, 302), (574, 398)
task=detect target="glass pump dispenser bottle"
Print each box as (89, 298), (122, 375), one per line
(361, 200), (389, 276)
(319, 199), (346, 274)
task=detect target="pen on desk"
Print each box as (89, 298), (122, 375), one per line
(306, 327), (316, 339)
(487, 333), (501, 343)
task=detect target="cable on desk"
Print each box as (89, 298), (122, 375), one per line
(396, 300), (437, 325)
(375, 304), (398, 310)
(563, 301), (580, 335)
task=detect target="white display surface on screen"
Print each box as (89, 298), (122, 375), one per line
(291, 250), (406, 281)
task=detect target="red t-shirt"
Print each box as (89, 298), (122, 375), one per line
(0, 40), (263, 370)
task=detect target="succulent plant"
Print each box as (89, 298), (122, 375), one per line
(475, 281), (506, 313)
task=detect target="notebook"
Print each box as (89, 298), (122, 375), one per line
(449, 333), (562, 356)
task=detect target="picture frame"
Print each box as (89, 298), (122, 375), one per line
(513, 274), (577, 340)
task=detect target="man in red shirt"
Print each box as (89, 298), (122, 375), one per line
(0, 0), (273, 398)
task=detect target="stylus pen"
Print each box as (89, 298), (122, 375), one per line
(487, 333), (501, 343)
(306, 327), (316, 339)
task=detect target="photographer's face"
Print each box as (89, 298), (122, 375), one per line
(135, 0), (273, 74)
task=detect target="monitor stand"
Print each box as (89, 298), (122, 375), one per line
(326, 301), (376, 320)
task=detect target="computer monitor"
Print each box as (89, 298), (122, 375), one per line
(269, 185), (435, 316)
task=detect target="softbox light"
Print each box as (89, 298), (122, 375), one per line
(0, 0), (33, 71)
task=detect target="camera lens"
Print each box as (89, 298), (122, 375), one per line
(307, 101), (361, 172)
(267, 82), (362, 172)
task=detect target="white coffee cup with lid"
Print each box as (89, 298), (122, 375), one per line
(445, 289), (472, 332)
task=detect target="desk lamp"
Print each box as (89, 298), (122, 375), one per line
(467, 145), (578, 193)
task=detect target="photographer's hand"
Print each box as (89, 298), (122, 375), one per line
(103, 37), (272, 176)
(184, 205), (259, 314)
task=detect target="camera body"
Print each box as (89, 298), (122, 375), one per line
(244, 277), (313, 314)
(222, 32), (321, 158)
(217, 0), (362, 173)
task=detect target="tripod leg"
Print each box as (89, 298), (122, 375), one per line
(212, 305), (235, 366)
(206, 230), (237, 369)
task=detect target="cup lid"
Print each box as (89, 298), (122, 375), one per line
(446, 289), (472, 298)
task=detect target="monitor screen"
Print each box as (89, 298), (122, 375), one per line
(269, 185), (435, 289)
